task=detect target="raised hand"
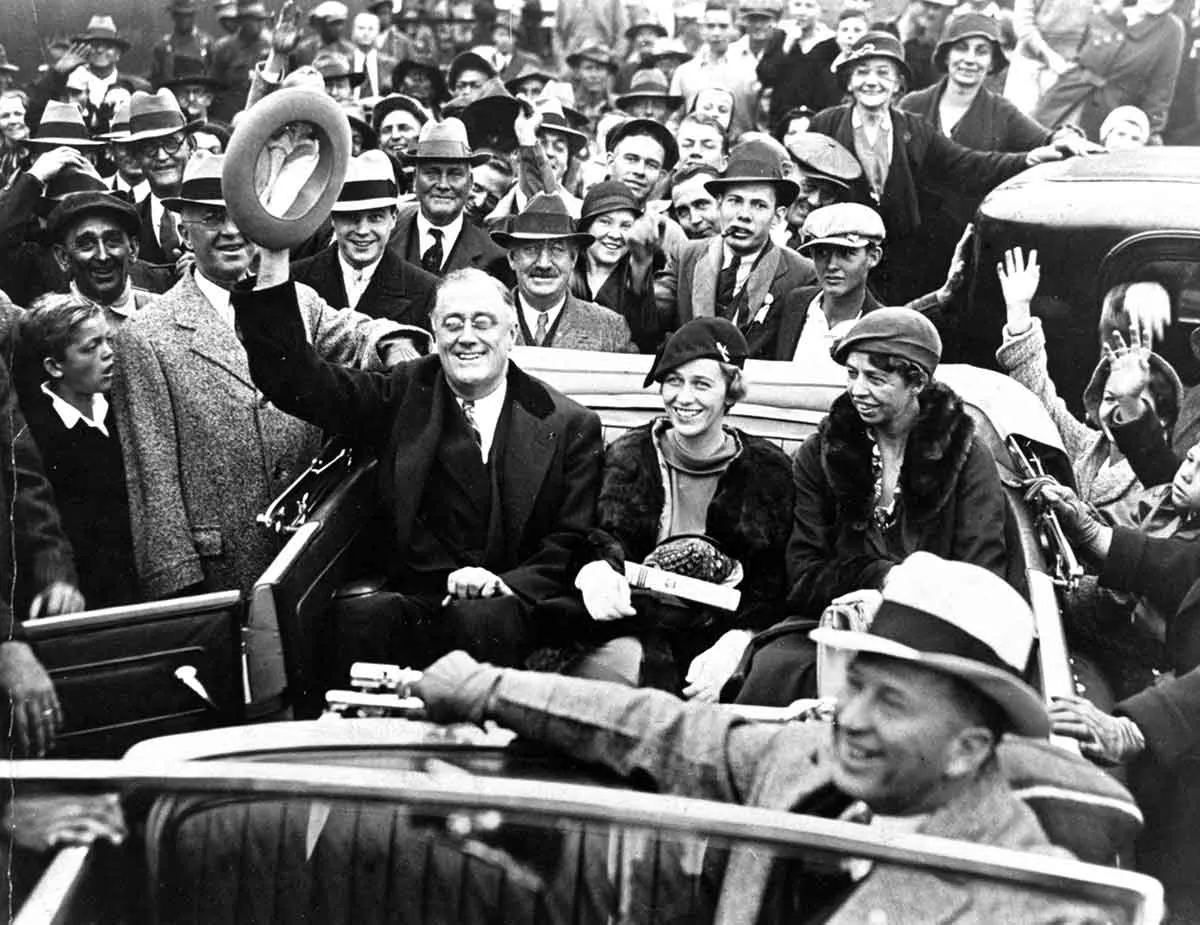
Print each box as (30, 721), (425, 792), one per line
(936, 223), (973, 306)
(1101, 329), (1152, 420)
(997, 246), (1039, 334)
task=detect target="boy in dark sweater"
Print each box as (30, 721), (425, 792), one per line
(20, 293), (137, 607)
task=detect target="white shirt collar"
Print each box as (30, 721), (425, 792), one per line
(337, 251), (384, 308)
(193, 269), (235, 328)
(852, 106), (893, 135)
(40, 382), (110, 436)
(70, 279), (136, 318)
(458, 378), (507, 461)
(416, 210), (464, 266)
(519, 294), (567, 343)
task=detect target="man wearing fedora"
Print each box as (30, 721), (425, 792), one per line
(112, 151), (411, 713)
(312, 50), (365, 104)
(410, 553), (1134, 921)
(210, 0), (273, 122)
(389, 118), (513, 286)
(294, 150), (439, 326)
(655, 151), (816, 357)
(124, 89), (197, 269)
(615, 68), (683, 123)
(68, 16), (131, 113)
(233, 255), (604, 674)
(159, 57), (220, 123)
(492, 192), (634, 353)
(150, 0), (216, 88)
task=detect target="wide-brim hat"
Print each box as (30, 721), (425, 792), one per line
(460, 78), (533, 154)
(787, 132), (862, 187)
(831, 306), (942, 375)
(162, 150), (227, 209)
(490, 192), (594, 249)
(579, 179), (642, 229)
(934, 13), (1007, 74)
(73, 15), (132, 51)
(503, 63), (555, 95)
(371, 93), (431, 133)
(401, 115), (490, 165)
(46, 189), (141, 241)
(566, 44), (618, 73)
(391, 57), (448, 104)
(834, 31), (912, 85)
(644, 317), (748, 387)
(447, 51), (497, 90)
(126, 88), (201, 142)
(606, 117), (679, 172)
(649, 37), (692, 65)
(704, 153), (799, 206)
(810, 551), (1050, 738)
(533, 95), (589, 155)
(333, 149), (397, 211)
(160, 56), (221, 91)
(28, 101), (104, 148)
(616, 69), (683, 111)
(624, 17), (668, 40)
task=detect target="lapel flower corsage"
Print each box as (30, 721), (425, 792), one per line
(753, 293), (774, 326)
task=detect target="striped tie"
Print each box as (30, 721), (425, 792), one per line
(461, 399), (483, 454)
(534, 311), (549, 346)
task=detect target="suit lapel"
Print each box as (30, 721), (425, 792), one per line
(691, 238), (724, 318)
(447, 221), (483, 270)
(173, 274), (256, 391)
(743, 242), (782, 323)
(364, 251), (415, 321)
(500, 380), (555, 546)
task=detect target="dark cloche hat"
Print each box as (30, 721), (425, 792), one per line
(644, 317), (750, 387)
(934, 13), (1007, 74)
(578, 180), (642, 228)
(834, 31), (912, 85)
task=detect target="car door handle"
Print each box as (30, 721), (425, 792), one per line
(175, 665), (217, 709)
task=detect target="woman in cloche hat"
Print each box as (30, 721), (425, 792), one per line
(539, 317), (794, 701)
(729, 306), (1011, 708)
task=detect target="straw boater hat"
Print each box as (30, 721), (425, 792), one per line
(400, 117), (490, 166)
(933, 13), (1007, 74)
(162, 150), (227, 210)
(833, 31), (912, 86)
(704, 151), (800, 206)
(73, 15), (132, 52)
(332, 150), (397, 212)
(811, 551), (1051, 737)
(490, 192), (594, 250)
(27, 101), (104, 149)
(615, 69), (683, 112)
(125, 89), (199, 142)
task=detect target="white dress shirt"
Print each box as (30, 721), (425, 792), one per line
(353, 47), (381, 97)
(416, 211), (464, 269)
(519, 295), (566, 345)
(149, 193), (182, 252)
(41, 382), (110, 437)
(460, 379), (507, 462)
(338, 252), (384, 309)
(194, 269), (236, 329)
(792, 292), (860, 378)
(722, 241), (765, 296)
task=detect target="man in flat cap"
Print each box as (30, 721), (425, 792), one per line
(292, 1), (356, 69)
(492, 192), (634, 352)
(409, 552), (1136, 922)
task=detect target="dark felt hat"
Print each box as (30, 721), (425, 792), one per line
(460, 77), (532, 154)
(38, 167), (109, 216)
(503, 62), (555, 95)
(73, 15), (132, 51)
(447, 51), (497, 90)
(704, 152), (800, 206)
(47, 189), (141, 242)
(160, 55), (221, 91)
(644, 317), (749, 387)
(605, 117), (679, 171)
(615, 68), (683, 111)
(566, 44), (618, 72)
(832, 306), (942, 375)
(371, 92), (431, 133)
(834, 31), (912, 85)
(391, 56), (449, 104)
(490, 192), (594, 249)
(934, 13), (1007, 74)
(578, 180), (642, 229)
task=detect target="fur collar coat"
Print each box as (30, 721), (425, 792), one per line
(787, 382), (1009, 619)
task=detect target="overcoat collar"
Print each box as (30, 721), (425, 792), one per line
(168, 270), (256, 391)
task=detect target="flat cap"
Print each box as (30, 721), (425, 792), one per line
(799, 203), (886, 251)
(788, 133), (862, 186)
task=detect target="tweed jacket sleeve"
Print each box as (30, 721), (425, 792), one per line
(995, 318), (1097, 461)
(294, 283), (416, 371)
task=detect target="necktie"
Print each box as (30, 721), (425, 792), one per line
(422, 228), (444, 274)
(533, 311), (549, 346)
(159, 207), (181, 259)
(461, 399), (483, 454)
(715, 254), (742, 320)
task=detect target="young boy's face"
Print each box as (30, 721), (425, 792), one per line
(836, 14), (869, 53)
(1172, 444), (1200, 512)
(50, 315), (115, 396)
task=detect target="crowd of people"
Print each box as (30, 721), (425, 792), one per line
(1, 0), (1199, 919)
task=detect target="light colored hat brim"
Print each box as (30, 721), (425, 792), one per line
(809, 626), (1050, 737)
(28, 136), (105, 148)
(491, 230), (594, 250)
(797, 232), (882, 252)
(331, 196), (398, 212)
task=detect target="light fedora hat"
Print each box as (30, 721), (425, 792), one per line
(810, 551), (1051, 737)
(333, 149), (398, 211)
(163, 150), (227, 210)
(490, 192), (594, 250)
(400, 117), (490, 166)
(28, 101), (105, 149)
(73, 14), (132, 51)
(126, 88), (199, 142)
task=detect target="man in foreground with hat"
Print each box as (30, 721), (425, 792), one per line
(233, 251), (605, 674)
(125, 89), (198, 268)
(294, 150), (438, 327)
(149, 0), (215, 88)
(408, 553), (1134, 921)
(655, 149), (816, 357)
(389, 118), (513, 286)
(112, 151), (412, 714)
(492, 192), (634, 352)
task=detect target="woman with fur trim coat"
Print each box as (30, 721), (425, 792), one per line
(543, 318), (794, 700)
(731, 307), (1009, 706)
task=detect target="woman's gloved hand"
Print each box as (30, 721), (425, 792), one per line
(575, 560), (636, 621)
